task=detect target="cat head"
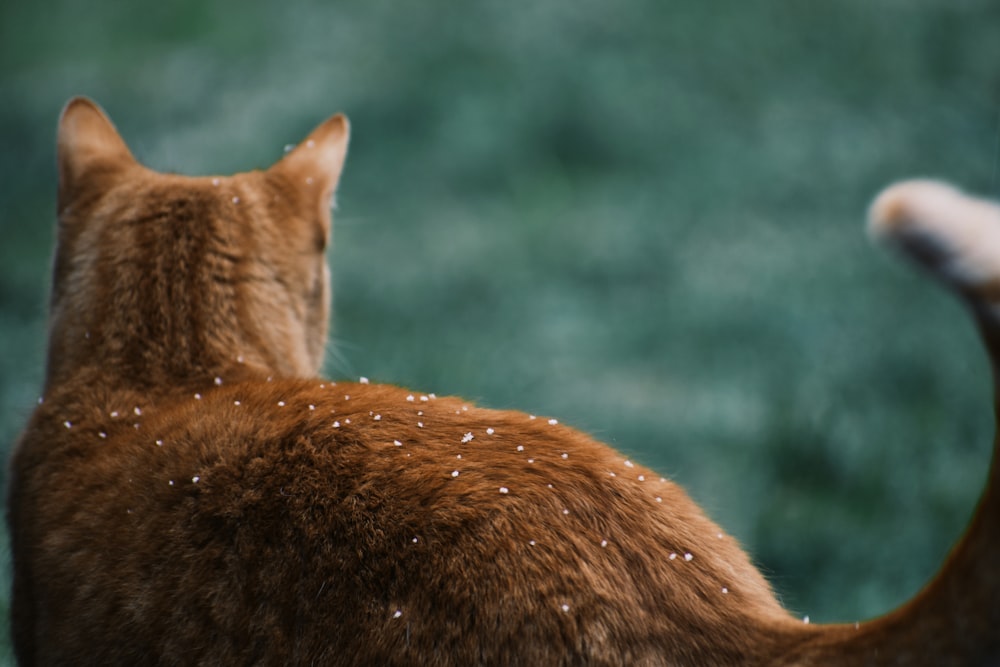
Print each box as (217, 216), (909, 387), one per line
(47, 98), (349, 389)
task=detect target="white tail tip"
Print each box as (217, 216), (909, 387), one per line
(869, 180), (1000, 295)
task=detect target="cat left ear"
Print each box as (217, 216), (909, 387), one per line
(57, 97), (138, 210)
(269, 113), (350, 202)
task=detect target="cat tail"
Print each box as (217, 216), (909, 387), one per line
(777, 181), (1000, 666)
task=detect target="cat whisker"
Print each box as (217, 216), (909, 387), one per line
(322, 336), (356, 377)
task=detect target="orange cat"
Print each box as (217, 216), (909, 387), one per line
(6, 98), (998, 665)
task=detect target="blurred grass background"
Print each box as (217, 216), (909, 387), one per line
(2, 0), (1000, 660)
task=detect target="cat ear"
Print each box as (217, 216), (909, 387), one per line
(269, 113), (350, 202)
(57, 97), (137, 209)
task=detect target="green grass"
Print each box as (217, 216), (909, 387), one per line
(2, 0), (1000, 659)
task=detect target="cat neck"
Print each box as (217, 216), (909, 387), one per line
(42, 298), (310, 396)
(42, 178), (323, 394)
(43, 344), (278, 399)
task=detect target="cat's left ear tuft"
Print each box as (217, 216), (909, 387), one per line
(270, 113), (350, 200)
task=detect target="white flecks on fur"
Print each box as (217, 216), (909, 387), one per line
(411, 537), (418, 544)
(529, 540), (536, 546)
(461, 432), (474, 443)
(624, 460), (634, 468)
(277, 401), (285, 407)
(194, 393), (201, 400)
(417, 411), (423, 416)
(561, 604), (570, 613)
(803, 616), (810, 624)
(394, 440), (403, 447)
(110, 411), (119, 418)
(333, 421), (341, 428)
(547, 484), (554, 489)
(451, 470), (460, 478)
(63, 421), (72, 429)
(638, 475), (645, 482)
(374, 414), (382, 421)
(561, 453), (568, 459)
(600, 539), (608, 548)
(722, 587), (729, 594)
(457, 454), (462, 459)
(487, 428), (495, 435)
(529, 415), (536, 420)
(133, 423), (140, 430)
(98, 432), (107, 439)
(211, 177), (220, 186)
(417, 422), (424, 428)
(155, 439), (163, 446)
(232, 196), (240, 204)
(527, 458), (535, 463)
(717, 533), (724, 539)
(548, 418), (558, 426)
(430, 393), (437, 399)
(169, 480), (174, 486)
(360, 376), (369, 384)
(37, 396), (43, 405)
(562, 509), (570, 515)
(516, 445), (524, 452)
(192, 476), (200, 483)
(306, 139), (316, 148)
(308, 405), (315, 411)
(499, 487), (509, 494)
(609, 471), (616, 477)
(214, 376), (223, 386)
(406, 395), (415, 402)
(344, 395), (350, 401)
(237, 354), (245, 364)
(669, 553), (677, 560)
(234, 400), (241, 406)
(283, 144), (295, 154)
(655, 496), (662, 503)
(134, 406), (142, 416)
(345, 418), (351, 424)
(393, 609), (402, 619)
(684, 553), (693, 561)
(420, 395), (429, 402)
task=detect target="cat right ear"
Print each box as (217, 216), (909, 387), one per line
(57, 97), (137, 210)
(269, 112), (350, 205)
